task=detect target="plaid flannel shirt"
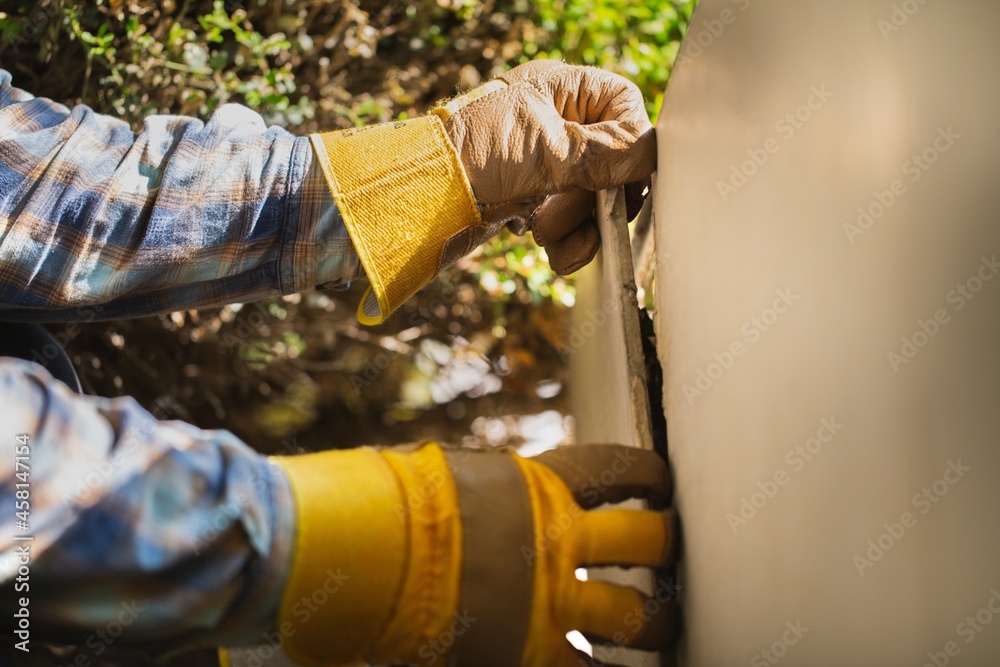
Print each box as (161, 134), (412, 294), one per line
(0, 69), (359, 320)
(0, 69), (360, 656)
(0, 358), (295, 656)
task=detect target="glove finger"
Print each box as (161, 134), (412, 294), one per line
(503, 67), (656, 193)
(501, 63), (651, 128)
(544, 219), (601, 276)
(582, 600), (681, 652)
(567, 580), (679, 650)
(624, 179), (651, 222)
(530, 182), (643, 241)
(552, 119), (656, 193)
(528, 65), (656, 191)
(481, 198), (545, 236)
(531, 190), (596, 247)
(580, 509), (677, 568)
(569, 67), (650, 127)
(533, 444), (671, 509)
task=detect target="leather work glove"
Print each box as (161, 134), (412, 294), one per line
(221, 443), (678, 667)
(439, 60), (654, 276)
(310, 60), (655, 325)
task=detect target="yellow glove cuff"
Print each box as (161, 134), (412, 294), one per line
(310, 117), (481, 325)
(432, 79), (507, 122)
(274, 444), (461, 666)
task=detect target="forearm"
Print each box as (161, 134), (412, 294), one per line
(0, 359), (294, 653)
(0, 69), (360, 321)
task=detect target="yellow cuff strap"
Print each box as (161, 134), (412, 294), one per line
(432, 79), (507, 122)
(374, 445), (462, 662)
(510, 456), (563, 667)
(274, 444), (461, 666)
(310, 117), (481, 325)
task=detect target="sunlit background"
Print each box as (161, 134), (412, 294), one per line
(1, 0), (694, 462)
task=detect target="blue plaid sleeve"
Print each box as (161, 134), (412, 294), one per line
(0, 69), (360, 321)
(0, 357), (296, 653)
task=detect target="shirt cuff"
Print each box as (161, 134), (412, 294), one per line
(210, 458), (298, 648)
(280, 137), (363, 296)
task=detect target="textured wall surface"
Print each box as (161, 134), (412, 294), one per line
(654, 1), (1000, 665)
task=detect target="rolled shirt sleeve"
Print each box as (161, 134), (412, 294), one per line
(0, 68), (360, 321)
(0, 357), (296, 653)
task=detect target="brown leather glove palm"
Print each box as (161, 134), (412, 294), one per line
(310, 61), (655, 324)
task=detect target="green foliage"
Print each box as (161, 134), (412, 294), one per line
(2, 0), (693, 126)
(57, 0), (301, 121)
(523, 0), (694, 119)
(2, 0), (693, 310)
(471, 232), (576, 308)
(0, 0), (695, 463)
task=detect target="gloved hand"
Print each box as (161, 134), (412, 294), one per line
(250, 443), (678, 667)
(439, 60), (654, 276)
(310, 60), (655, 325)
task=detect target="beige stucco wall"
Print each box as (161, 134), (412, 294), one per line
(653, 1), (1000, 665)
